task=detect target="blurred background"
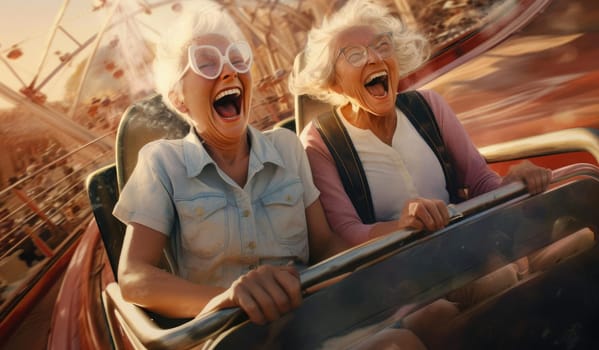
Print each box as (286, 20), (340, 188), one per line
(2, 0), (598, 348)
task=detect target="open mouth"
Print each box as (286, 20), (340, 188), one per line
(364, 71), (389, 98)
(213, 88), (242, 119)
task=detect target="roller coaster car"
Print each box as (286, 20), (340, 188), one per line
(74, 93), (599, 350)
(48, 0), (599, 348)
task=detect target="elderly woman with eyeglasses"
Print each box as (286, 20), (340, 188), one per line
(290, 0), (552, 250)
(112, 1), (349, 325)
(288, 1), (556, 346)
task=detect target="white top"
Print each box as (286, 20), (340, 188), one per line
(339, 107), (449, 221)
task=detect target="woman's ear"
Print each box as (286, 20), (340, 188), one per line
(330, 83), (343, 95)
(168, 91), (189, 113)
(329, 74), (343, 95)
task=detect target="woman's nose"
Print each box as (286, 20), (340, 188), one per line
(219, 62), (238, 80)
(366, 46), (383, 64)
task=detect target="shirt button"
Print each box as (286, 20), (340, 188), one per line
(286, 195), (293, 202)
(247, 241), (256, 250)
(248, 264), (257, 270)
(242, 209), (250, 217)
(196, 207), (204, 216)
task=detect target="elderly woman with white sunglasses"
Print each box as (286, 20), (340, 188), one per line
(113, 0), (347, 325)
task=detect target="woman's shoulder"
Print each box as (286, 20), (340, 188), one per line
(415, 89), (444, 105)
(138, 138), (184, 162)
(262, 127), (303, 152)
(298, 121), (326, 148)
(264, 126), (297, 139)
(414, 89), (456, 125)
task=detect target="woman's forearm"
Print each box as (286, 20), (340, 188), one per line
(119, 261), (227, 318)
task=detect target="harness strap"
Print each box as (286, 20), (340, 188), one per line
(314, 110), (376, 224)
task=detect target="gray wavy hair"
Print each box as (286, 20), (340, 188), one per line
(153, 0), (246, 115)
(288, 0), (430, 106)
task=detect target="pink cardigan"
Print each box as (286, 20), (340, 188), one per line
(300, 89), (502, 245)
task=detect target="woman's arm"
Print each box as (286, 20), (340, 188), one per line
(119, 223), (303, 324)
(419, 89), (502, 197)
(421, 90), (550, 196)
(118, 223), (226, 318)
(305, 198), (350, 263)
(115, 146), (220, 318)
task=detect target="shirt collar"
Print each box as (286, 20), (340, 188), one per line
(247, 125), (285, 169)
(182, 130), (213, 178)
(182, 126), (285, 178)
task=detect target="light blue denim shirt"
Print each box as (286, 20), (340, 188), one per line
(113, 126), (320, 288)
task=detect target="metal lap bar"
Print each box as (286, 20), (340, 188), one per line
(103, 164), (599, 350)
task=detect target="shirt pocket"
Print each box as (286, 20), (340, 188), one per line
(260, 181), (307, 244)
(176, 194), (228, 258)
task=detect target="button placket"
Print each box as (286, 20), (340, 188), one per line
(236, 191), (256, 256)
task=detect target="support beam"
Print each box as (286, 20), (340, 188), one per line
(0, 81), (113, 150)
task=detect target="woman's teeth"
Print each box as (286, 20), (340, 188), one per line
(365, 71), (387, 85)
(215, 88), (241, 100)
(364, 71), (388, 97)
(214, 88), (242, 118)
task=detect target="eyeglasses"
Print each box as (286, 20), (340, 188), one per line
(178, 41), (253, 81)
(336, 32), (394, 67)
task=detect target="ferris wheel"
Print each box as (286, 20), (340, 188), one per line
(0, 0), (333, 148)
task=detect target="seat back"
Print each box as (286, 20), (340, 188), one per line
(292, 51), (333, 135)
(116, 94), (190, 190)
(89, 94), (189, 278)
(116, 94), (190, 274)
(294, 93), (331, 134)
(86, 164), (124, 277)
(90, 167), (190, 331)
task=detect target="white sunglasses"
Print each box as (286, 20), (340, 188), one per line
(177, 41), (253, 81)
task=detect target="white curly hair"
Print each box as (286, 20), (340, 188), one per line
(288, 0), (430, 106)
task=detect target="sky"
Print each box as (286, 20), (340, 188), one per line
(0, 0), (187, 110)
(0, 0), (104, 108)
(0, 1), (96, 45)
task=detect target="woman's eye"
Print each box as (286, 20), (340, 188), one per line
(198, 62), (217, 69)
(230, 56), (244, 65)
(376, 42), (392, 52)
(345, 49), (364, 62)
